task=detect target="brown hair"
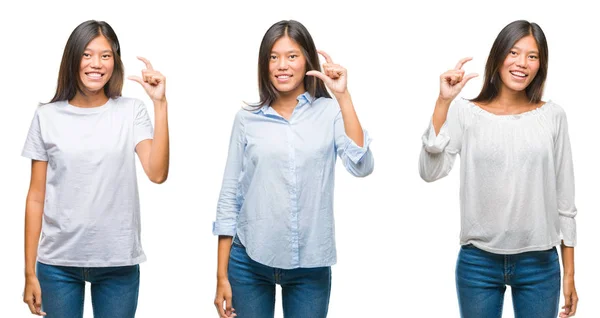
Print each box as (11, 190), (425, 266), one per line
(49, 20), (123, 103)
(252, 20), (330, 107)
(472, 20), (548, 104)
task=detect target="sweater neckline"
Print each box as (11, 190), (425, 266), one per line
(465, 98), (551, 119)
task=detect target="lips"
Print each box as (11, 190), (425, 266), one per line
(275, 74), (292, 83)
(509, 70), (527, 78)
(85, 72), (104, 80)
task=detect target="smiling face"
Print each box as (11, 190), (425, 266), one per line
(79, 35), (114, 96)
(498, 35), (540, 93)
(268, 36), (307, 98)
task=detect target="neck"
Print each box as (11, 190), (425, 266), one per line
(70, 90), (109, 108)
(272, 93), (299, 111)
(493, 85), (532, 107)
(272, 86), (306, 110)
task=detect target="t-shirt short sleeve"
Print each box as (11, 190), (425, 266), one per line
(22, 108), (48, 161)
(134, 100), (154, 146)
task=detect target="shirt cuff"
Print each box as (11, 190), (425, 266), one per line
(135, 134), (154, 147)
(21, 150), (48, 161)
(343, 130), (372, 164)
(559, 214), (577, 247)
(212, 222), (236, 237)
(422, 120), (450, 154)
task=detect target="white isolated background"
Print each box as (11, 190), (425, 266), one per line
(1, 0), (598, 317)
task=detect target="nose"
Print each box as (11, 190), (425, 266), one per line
(277, 58), (288, 70)
(90, 55), (102, 68)
(516, 54), (527, 68)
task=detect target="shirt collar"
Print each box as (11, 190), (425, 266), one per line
(297, 91), (315, 105)
(255, 91), (315, 115)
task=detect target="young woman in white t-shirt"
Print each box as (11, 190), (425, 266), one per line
(419, 20), (578, 317)
(21, 20), (169, 317)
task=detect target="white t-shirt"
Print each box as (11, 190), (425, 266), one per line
(419, 98), (577, 254)
(22, 97), (153, 267)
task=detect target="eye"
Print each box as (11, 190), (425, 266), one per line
(270, 55), (277, 60)
(289, 54), (298, 60)
(83, 53), (91, 58)
(528, 55), (539, 60)
(509, 50), (518, 56)
(102, 54), (112, 59)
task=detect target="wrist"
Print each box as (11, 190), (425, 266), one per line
(435, 97), (452, 109)
(152, 98), (168, 108)
(333, 90), (351, 102)
(563, 271), (575, 278)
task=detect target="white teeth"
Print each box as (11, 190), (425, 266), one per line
(510, 71), (526, 77)
(277, 75), (290, 79)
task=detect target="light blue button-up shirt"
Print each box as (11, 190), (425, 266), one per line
(213, 92), (373, 269)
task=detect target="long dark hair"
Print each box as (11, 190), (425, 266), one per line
(472, 20), (548, 104)
(253, 20), (330, 107)
(49, 20), (124, 103)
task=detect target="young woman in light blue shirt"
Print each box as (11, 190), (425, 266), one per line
(213, 20), (374, 318)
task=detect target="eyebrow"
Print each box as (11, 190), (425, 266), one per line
(513, 46), (539, 54)
(84, 48), (113, 53)
(270, 49), (301, 54)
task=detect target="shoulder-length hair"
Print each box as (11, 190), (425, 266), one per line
(252, 20), (330, 107)
(472, 20), (548, 104)
(49, 20), (123, 103)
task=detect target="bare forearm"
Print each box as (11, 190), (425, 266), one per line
(24, 200), (43, 277)
(217, 236), (233, 279)
(335, 91), (364, 147)
(148, 100), (169, 183)
(560, 242), (575, 277)
(432, 97), (452, 135)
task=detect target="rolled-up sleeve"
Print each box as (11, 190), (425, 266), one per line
(419, 100), (463, 182)
(334, 110), (374, 177)
(554, 109), (577, 246)
(213, 111), (246, 236)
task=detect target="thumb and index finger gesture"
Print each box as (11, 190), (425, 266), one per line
(128, 56), (166, 102)
(306, 50), (347, 95)
(439, 57), (478, 101)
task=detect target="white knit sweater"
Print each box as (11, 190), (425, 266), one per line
(420, 98), (577, 254)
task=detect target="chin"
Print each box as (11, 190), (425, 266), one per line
(507, 83), (530, 92)
(88, 87), (105, 94)
(278, 84), (301, 94)
(81, 86), (106, 95)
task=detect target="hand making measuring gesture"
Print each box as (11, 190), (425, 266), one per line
(128, 56), (166, 102)
(306, 50), (348, 95)
(439, 57), (478, 102)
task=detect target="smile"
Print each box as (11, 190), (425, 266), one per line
(85, 72), (104, 79)
(509, 71), (527, 78)
(275, 74), (293, 83)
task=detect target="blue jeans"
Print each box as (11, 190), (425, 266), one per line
(36, 261), (140, 318)
(228, 236), (331, 317)
(455, 244), (560, 318)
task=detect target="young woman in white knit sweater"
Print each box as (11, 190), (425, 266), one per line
(419, 20), (578, 318)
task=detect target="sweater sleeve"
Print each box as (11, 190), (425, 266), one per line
(553, 106), (577, 246)
(419, 99), (465, 182)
